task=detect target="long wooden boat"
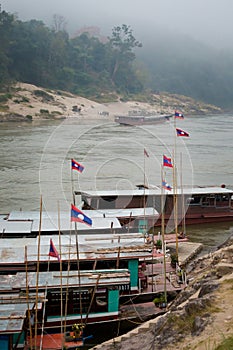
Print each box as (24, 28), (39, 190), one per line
(0, 231), (185, 348)
(114, 114), (172, 126)
(78, 184), (233, 228)
(0, 265), (179, 349)
(0, 207), (158, 238)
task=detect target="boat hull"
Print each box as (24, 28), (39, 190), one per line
(115, 115), (171, 125)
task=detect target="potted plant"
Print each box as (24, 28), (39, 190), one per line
(155, 239), (162, 250)
(153, 294), (166, 308)
(170, 253), (178, 268)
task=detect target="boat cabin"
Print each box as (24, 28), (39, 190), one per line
(77, 185), (233, 226)
(3, 269), (131, 328)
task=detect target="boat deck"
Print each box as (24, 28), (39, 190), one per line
(24, 333), (85, 349)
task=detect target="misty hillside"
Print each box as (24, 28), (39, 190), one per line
(1, 7), (233, 109)
(137, 32), (233, 109)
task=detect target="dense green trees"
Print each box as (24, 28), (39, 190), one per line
(0, 10), (14, 88)
(0, 9), (142, 97)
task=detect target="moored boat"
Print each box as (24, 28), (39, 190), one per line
(78, 184), (233, 228)
(114, 114), (172, 126)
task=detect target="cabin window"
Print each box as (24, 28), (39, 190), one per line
(216, 194), (231, 207)
(201, 195), (216, 207)
(47, 289), (91, 316)
(189, 195), (201, 205)
(99, 196), (118, 209)
(127, 195), (145, 208)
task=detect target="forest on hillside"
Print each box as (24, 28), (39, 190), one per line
(0, 10), (143, 98)
(1, 8), (233, 109)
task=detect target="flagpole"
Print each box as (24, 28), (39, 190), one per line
(25, 246), (33, 350)
(71, 159), (76, 206)
(58, 200), (64, 342)
(40, 252), (50, 350)
(161, 165), (167, 306)
(74, 214), (83, 326)
(64, 226), (72, 336)
(173, 114), (179, 262)
(35, 195), (42, 347)
(143, 149), (146, 236)
(180, 152), (186, 236)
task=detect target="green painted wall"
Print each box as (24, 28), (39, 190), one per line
(138, 219), (148, 234)
(108, 289), (119, 312)
(13, 332), (25, 345)
(128, 259), (139, 288)
(0, 335), (9, 350)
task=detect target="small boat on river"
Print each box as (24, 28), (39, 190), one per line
(114, 114), (172, 126)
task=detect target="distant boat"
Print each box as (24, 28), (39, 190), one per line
(114, 114), (172, 126)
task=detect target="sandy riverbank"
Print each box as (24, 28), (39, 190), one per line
(0, 82), (222, 122)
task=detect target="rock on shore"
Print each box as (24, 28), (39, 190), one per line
(92, 236), (233, 350)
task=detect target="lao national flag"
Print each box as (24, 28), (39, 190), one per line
(144, 148), (149, 157)
(176, 128), (189, 137)
(71, 204), (92, 226)
(162, 180), (172, 191)
(49, 239), (61, 261)
(163, 155), (173, 168)
(71, 159), (84, 173)
(175, 111), (184, 119)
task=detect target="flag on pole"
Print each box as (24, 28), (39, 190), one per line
(176, 128), (189, 137)
(71, 204), (92, 226)
(71, 159), (84, 173)
(144, 148), (149, 157)
(162, 180), (172, 191)
(163, 155), (173, 168)
(49, 239), (61, 261)
(175, 111), (184, 119)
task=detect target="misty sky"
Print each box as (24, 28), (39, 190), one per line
(2, 0), (233, 49)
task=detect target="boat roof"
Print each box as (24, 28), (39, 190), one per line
(0, 208), (158, 235)
(86, 207), (158, 217)
(78, 186), (233, 197)
(0, 211), (122, 234)
(0, 304), (27, 333)
(0, 233), (153, 267)
(6, 269), (131, 290)
(0, 294), (43, 333)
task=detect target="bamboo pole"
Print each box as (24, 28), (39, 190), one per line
(58, 200), (64, 344)
(84, 274), (101, 327)
(25, 246), (33, 350)
(75, 219), (83, 326)
(143, 149), (146, 235)
(161, 166), (167, 305)
(180, 152), (186, 236)
(173, 117), (179, 262)
(34, 195), (42, 347)
(116, 246), (121, 269)
(40, 257), (50, 350)
(71, 159), (76, 206)
(64, 227), (72, 336)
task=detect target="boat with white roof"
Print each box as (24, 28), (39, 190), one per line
(77, 184), (233, 228)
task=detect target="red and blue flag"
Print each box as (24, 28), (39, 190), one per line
(71, 204), (92, 226)
(49, 239), (61, 261)
(175, 111), (184, 119)
(162, 180), (172, 191)
(176, 128), (189, 137)
(71, 159), (84, 173)
(163, 155), (173, 168)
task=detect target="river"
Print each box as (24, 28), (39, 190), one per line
(0, 114), (233, 252)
